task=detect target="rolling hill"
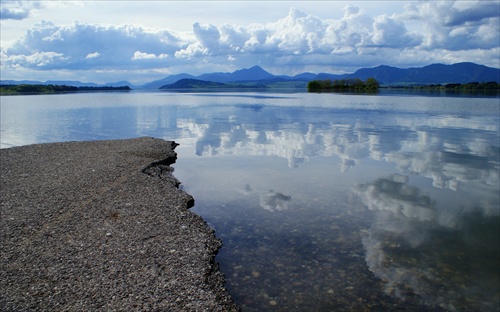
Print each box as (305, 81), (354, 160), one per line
(159, 78), (267, 90)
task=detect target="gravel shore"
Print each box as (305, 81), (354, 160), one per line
(0, 137), (239, 311)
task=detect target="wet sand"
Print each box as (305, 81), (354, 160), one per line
(0, 137), (238, 311)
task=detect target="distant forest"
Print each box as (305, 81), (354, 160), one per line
(308, 78), (380, 92)
(392, 81), (500, 91)
(0, 84), (131, 95)
(308, 78), (499, 93)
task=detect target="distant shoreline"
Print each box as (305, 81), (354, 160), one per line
(0, 84), (131, 95)
(1, 83), (498, 97)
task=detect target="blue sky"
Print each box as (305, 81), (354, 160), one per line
(1, 0), (499, 84)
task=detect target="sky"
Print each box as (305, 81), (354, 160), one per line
(1, 0), (499, 84)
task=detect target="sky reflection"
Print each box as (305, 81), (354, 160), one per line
(170, 94), (499, 311)
(1, 92), (498, 310)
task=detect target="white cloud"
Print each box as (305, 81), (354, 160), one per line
(2, 20), (185, 70)
(132, 51), (168, 60)
(85, 52), (100, 59)
(220, 24), (250, 52)
(4, 51), (67, 68)
(0, 1), (498, 81)
(395, 1), (500, 51)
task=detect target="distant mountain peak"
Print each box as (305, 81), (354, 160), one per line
(231, 65), (273, 80)
(246, 65), (267, 72)
(193, 65), (274, 83)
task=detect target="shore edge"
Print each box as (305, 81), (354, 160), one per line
(0, 137), (239, 311)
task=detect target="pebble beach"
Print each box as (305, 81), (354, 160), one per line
(0, 137), (238, 311)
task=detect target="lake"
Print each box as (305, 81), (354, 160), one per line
(1, 91), (499, 311)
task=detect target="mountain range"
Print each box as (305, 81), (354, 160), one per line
(2, 62), (499, 89)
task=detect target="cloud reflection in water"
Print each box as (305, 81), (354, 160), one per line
(2, 93), (498, 310)
(176, 101), (499, 310)
(259, 190), (292, 212)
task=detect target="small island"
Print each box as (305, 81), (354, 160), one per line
(308, 78), (380, 92)
(0, 84), (131, 95)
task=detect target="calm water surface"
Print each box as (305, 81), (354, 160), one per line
(1, 91), (499, 311)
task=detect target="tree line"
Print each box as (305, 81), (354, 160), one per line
(308, 79), (499, 93)
(406, 82), (499, 91)
(308, 78), (380, 92)
(0, 84), (131, 95)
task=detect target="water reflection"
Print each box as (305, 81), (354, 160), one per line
(171, 100), (499, 311)
(357, 174), (499, 311)
(259, 191), (292, 212)
(180, 106), (498, 180)
(357, 175), (436, 225)
(1, 92), (498, 311)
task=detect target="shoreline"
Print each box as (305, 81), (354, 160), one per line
(0, 137), (238, 311)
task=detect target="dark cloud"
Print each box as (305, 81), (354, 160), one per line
(0, 0), (41, 20)
(193, 22), (220, 51)
(372, 16), (422, 48)
(443, 1), (499, 27)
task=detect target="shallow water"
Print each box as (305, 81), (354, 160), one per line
(1, 91), (499, 311)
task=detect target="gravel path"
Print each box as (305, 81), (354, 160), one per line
(0, 137), (239, 311)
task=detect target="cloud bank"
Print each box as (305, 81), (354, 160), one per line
(1, 1), (499, 82)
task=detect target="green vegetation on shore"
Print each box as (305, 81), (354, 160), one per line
(387, 81), (500, 91)
(307, 78), (499, 94)
(308, 78), (379, 92)
(0, 84), (131, 95)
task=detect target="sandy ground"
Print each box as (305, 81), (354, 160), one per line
(0, 137), (238, 311)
